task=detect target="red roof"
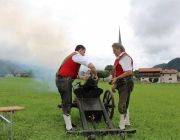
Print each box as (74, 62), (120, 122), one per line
(161, 70), (178, 74)
(138, 68), (162, 72)
(138, 68), (178, 74)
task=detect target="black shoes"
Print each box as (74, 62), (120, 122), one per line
(71, 123), (77, 127)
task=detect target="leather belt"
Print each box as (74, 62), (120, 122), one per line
(56, 75), (75, 82)
(117, 75), (133, 83)
(56, 75), (69, 79)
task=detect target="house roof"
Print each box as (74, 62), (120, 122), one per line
(138, 68), (178, 74)
(138, 68), (162, 72)
(161, 69), (178, 74)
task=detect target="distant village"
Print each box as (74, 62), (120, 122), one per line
(0, 68), (32, 78)
(85, 68), (180, 84)
(1, 67), (180, 84)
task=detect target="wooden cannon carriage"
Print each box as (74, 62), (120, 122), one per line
(58, 76), (136, 140)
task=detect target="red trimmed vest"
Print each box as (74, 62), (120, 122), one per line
(112, 52), (133, 78)
(58, 52), (81, 78)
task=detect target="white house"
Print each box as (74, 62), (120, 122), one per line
(160, 69), (178, 83)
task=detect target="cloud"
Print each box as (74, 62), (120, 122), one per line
(129, 0), (180, 38)
(128, 0), (180, 68)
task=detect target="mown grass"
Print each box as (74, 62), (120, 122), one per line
(0, 78), (180, 140)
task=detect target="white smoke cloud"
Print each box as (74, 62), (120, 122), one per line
(0, 1), (74, 70)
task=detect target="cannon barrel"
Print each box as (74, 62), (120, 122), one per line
(74, 76), (103, 98)
(82, 76), (98, 92)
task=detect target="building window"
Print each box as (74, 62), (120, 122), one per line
(170, 74), (171, 76)
(169, 78), (172, 80)
(162, 74), (164, 76)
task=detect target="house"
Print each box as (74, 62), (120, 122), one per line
(138, 68), (178, 83)
(5, 74), (14, 77)
(13, 68), (30, 77)
(160, 69), (178, 83)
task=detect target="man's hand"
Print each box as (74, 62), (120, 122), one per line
(79, 75), (89, 80)
(88, 63), (98, 79)
(111, 77), (118, 84)
(93, 75), (98, 81)
(112, 84), (116, 93)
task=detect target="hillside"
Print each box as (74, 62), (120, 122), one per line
(0, 59), (13, 75)
(0, 59), (56, 77)
(153, 63), (167, 69)
(153, 57), (180, 72)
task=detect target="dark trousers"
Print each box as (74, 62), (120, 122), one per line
(55, 76), (74, 115)
(116, 77), (134, 114)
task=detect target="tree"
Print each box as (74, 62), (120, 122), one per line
(104, 65), (113, 72)
(133, 70), (140, 80)
(97, 70), (103, 78)
(97, 70), (110, 81)
(28, 70), (34, 78)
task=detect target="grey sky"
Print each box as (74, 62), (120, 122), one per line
(128, 0), (180, 68)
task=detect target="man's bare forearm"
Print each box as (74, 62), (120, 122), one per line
(116, 70), (132, 80)
(88, 63), (97, 76)
(90, 67), (97, 76)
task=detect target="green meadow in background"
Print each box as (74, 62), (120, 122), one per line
(0, 77), (180, 140)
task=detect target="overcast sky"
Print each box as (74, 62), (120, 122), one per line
(1, 0), (180, 72)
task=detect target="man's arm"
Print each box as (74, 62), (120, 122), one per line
(72, 54), (98, 80)
(111, 70), (132, 84)
(116, 70), (132, 80)
(88, 63), (98, 79)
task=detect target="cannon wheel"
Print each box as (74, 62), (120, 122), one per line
(103, 89), (115, 119)
(120, 132), (125, 140)
(87, 134), (96, 140)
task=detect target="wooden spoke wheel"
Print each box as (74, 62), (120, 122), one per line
(103, 89), (115, 119)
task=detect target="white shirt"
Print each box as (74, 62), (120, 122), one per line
(72, 51), (91, 67)
(117, 52), (132, 72)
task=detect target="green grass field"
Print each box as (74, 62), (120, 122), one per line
(0, 78), (180, 140)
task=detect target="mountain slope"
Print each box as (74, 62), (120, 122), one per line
(153, 57), (180, 71)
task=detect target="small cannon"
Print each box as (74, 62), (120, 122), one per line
(58, 76), (136, 140)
